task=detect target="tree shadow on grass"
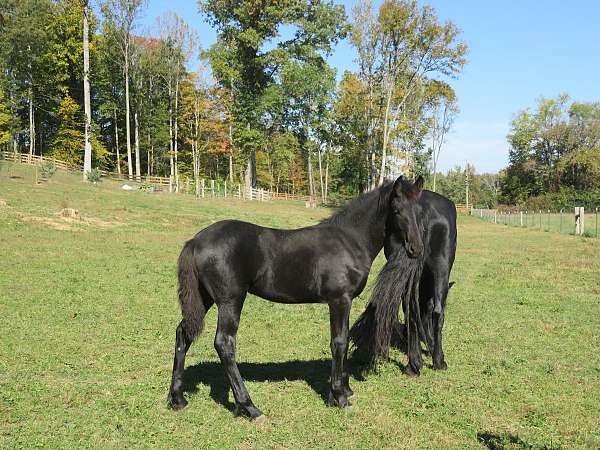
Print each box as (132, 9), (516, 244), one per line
(477, 431), (562, 450)
(182, 359), (367, 412)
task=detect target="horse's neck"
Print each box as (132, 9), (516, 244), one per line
(344, 193), (389, 261)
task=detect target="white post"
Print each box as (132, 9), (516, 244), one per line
(238, 183), (241, 199)
(211, 179), (215, 197)
(224, 180), (227, 198)
(201, 178), (205, 198)
(520, 211), (523, 227)
(575, 206), (585, 235)
(494, 210), (497, 224)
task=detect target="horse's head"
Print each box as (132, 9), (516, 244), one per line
(388, 175), (424, 258)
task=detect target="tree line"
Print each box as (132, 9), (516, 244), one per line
(0, 0), (468, 200)
(500, 94), (600, 208)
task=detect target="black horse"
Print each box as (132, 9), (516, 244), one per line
(350, 189), (457, 376)
(167, 176), (425, 421)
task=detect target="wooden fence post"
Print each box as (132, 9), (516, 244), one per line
(575, 206), (584, 235)
(520, 211), (523, 227)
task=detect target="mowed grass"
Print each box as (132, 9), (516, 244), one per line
(1, 163), (599, 449)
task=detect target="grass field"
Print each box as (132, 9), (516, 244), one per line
(1, 162), (599, 449)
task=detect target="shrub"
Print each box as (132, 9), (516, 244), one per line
(39, 161), (57, 180)
(86, 168), (102, 183)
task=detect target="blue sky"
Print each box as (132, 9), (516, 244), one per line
(139, 0), (600, 173)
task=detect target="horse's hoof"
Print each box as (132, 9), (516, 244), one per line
(234, 404), (264, 421)
(433, 361), (448, 371)
(345, 387), (355, 401)
(168, 397), (188, 411)
(328, 392), (351, 408)
(404, 367), (420, 378)
(253, 414), (267, 424)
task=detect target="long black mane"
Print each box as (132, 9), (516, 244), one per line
(349, 218), (428, 370)
(320, 182), (393, 229)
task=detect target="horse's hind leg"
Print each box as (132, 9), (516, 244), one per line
(168, 291), (215, 410)
(214, 298), (264, 421)
(167, 320), (192, 410)
(431, 261), (450, 370)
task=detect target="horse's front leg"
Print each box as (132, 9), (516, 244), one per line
(327, 296), (352, 408)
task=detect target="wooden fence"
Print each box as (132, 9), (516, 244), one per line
(1, 151), (313, 203)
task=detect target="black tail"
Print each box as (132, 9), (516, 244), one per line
(177, 241), (206, 341)
(350, 248), (425, 368)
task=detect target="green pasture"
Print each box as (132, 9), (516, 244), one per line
(1, 163), (599, 449)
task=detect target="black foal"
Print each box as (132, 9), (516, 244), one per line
(167, 176), (426, 420)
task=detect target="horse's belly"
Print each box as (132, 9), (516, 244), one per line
(249, 269), (324, 304)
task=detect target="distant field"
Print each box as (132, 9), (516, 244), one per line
(1, 162), (599, 449)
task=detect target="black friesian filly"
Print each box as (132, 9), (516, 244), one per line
(350, 189), (457, 376)
(167, 176), (425, 421)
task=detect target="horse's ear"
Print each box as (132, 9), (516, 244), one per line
(414, 175), (424, 191)
(392, 175), (405, 196)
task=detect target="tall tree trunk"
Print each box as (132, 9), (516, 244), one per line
(318, 145), (325, 203)
(244, 123), (256, 193)
(147, 132), (151, 176)
(134, 112), (141, 181)
(228, 123), (234, 186)
(124, 44), (133, 180)
(113, 107), (121, 175)
(168, 79), (174, 192)
(308, 150), (315, 199)
(28, 88), (34, 157)
(82, 1), (92, 180)
(325, 145), (329, 202)
(244, 151), (256, 195)
(378, 83), (393, 186)
(174, 78), (180, 192)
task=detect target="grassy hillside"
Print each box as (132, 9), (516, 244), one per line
(1, 163), (599, 449)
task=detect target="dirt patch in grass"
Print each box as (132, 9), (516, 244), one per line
(22, 213), (122, 231)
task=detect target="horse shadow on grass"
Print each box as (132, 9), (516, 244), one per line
(477, 431), (562, 450)
(180, 322), (417, 411)
(182, 359), (363, 411)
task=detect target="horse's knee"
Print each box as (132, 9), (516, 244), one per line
(214, 333), (235, 360)
(330, 336), (348, 355)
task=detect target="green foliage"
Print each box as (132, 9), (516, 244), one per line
(436, 165), (499, 207)
(201, 0), (347, 187)
(51, 94), (84, 164)
(86, 167), (102, 183)
(0, 88), (12, 146)
(39, 161), (57, 179)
